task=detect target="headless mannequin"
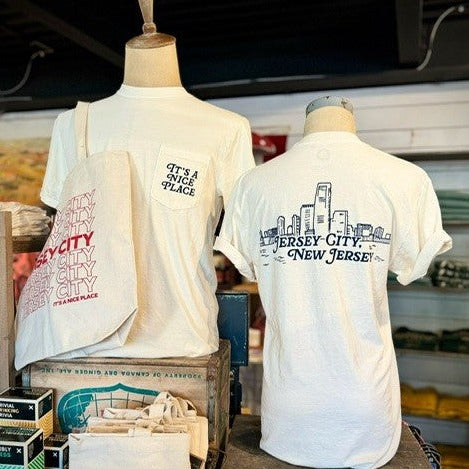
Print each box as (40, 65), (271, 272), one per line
(303, 96), (357, 135)
(123, 0), (182, 87)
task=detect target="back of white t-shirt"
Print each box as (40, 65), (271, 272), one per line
(215, 131), (451, 468)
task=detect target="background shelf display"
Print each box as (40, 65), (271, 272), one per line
(389, 161), (469, 448)
(402, 415), (469, 447)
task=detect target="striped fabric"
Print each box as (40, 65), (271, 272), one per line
(28, 451), (45, 469)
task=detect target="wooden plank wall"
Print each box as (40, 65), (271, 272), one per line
(209, 80), (469, 155)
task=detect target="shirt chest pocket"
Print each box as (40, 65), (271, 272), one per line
(151, 145), (209, 210)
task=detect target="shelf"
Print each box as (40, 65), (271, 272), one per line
(396, 348), (469, 362)
(397, 152), (469, 162)
(12, 234), (48, 254)
(402, 415), (469, 446)
(443, 219), (469, 227)
(403, 412), (469, 426)
(397, 351), (469, 396)
(387, 283), (467, 294)
(247, 347), (469, 368)
(389, 287), (469, 332)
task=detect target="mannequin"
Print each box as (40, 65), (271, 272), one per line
(26, 0), (254, 369)
(215, 93), (451, 468)
(123, 0), (182, 87)
(303, 95), (357, 135)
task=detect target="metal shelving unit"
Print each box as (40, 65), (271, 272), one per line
(390, 197), (469, 445)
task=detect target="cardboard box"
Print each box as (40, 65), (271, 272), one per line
(0, 426), (44, 468)
(23, 340), (230, 452)
(44, 433), (68, 469)
(0, 387), (53, 438)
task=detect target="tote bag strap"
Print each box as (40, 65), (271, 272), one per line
(74, 101), (90, 160)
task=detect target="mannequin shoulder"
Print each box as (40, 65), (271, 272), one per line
(51, 108), (75, 137)
(186, 94), (249, 127)
(359, 140), (426, 175)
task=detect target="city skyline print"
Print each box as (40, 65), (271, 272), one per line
(259, 182), (391, 265)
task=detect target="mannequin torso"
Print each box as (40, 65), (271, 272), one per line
(123, 41), (182, 87)
(122, 0), (182, 88)
(303, 106), (357, 135)
(303, 96), (357, 135)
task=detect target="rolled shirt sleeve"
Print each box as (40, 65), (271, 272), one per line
(389, 175), (452, 285)
(214, 174), (256, 282)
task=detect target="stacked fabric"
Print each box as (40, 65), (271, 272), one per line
(393, 327), (439, 351)
(401, 383), (469, 422)
(436, 190), (469, 222)
(394, 327), (469, 354)
(437, 394), (469, 421)
(0, 201), (50, 236)
(440, 329), (469, 354)
(437, 444), (469, 469)
(68, 391), (208, 469)
(431, 259), (469, 289)
(400, 384), (439, 417)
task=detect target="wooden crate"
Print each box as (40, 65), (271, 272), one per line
(22, 340), (230, 452)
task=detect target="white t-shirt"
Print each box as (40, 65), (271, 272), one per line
(215, 131), (451, 469)
(41, 85), (254, 358)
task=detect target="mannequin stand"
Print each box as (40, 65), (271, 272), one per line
(222, 416), (432, 469)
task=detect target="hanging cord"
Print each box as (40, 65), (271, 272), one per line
(0, 41), (54, 96)
(416, 4), (466, 71)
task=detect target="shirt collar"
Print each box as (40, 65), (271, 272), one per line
(116, 84), (188, 98)
(297, 131), (361, 146)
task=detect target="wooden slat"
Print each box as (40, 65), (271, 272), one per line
(0, 211), (15, 390)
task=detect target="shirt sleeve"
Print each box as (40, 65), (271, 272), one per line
(40, 111), (76, 209)
(218, 117), (255, 205)
(214, 175), (256, 282)
(389, 175), (452, 286)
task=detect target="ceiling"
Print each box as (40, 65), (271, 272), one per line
(1, 0), (469, 111)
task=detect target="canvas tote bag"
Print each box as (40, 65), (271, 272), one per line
(15, 102), (138, 370)
(86, 391), (209, 463)
(68, 432), (191, 469)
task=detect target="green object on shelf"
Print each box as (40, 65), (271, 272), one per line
(436, 190), (469, 221)
(436, 190), (469, 201)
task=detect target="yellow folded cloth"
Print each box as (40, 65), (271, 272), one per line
(437, 444), (469, 469)
(400, 384), (439, 417)
(437, 394), (469, 421)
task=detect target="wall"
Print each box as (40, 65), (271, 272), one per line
(210, 79), (469, 155)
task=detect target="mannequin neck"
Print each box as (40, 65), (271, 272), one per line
(123, 42), (182, 87)
(303, 106), (357, 135)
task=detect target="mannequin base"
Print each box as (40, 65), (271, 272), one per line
(222, 415), (432, 468)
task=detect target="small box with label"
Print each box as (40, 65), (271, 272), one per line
(0, 426), (44, 468)
(0, 387), (53, 438)
(45, 433), (69, 469)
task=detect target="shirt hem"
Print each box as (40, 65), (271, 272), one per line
(39, 191), (58, 209)
(214, 236), (255, 281)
